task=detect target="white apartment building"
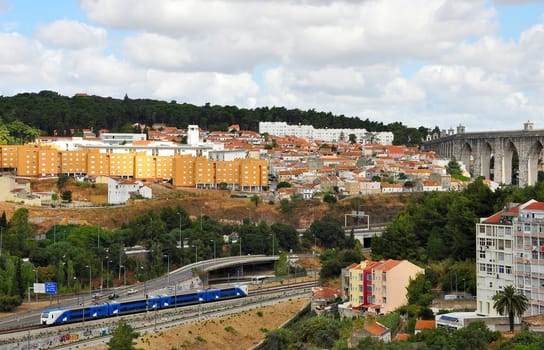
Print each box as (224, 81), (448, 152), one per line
(476, 200), (544, 317)
(259, 121), (385, 144)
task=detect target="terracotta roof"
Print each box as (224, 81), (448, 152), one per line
(396, 333), (410, 341)
(525, 202), (544, 211)
(375, 259), (401, 272)
(364, 322), (389, 336)
(483, 206), (520, 224)
(415, 319), (436, 330)
(312, 287), (342, 299)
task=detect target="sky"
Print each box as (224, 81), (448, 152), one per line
(1, 0), (544, 132)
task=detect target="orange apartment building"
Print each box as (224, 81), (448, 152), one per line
(172, 155), (267, 190)
(0, 144), (268, 190)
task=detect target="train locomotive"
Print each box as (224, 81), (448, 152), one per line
(41, 285), (248, 326)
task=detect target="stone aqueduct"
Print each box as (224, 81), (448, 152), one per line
(420, 123), (544, 187)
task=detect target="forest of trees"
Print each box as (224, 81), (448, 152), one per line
(0, 203), (305, 309)
(0, 90), (429, 146)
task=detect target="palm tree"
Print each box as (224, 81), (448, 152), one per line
(492, 285), (528, 332)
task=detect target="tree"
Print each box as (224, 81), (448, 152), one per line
(251, 194), (261, 207)
(446, 159), (462, 176)
(57, 174), (69, 190)
(348, 133), (357, 144)
(61, 190), (72, 202)
(271, 223), (299, 252)
(277, 181), (291, 189)
(492, 285), (528, 332)
(310, 216), (346, 249)
(323, 192), (337, 204)
(406, 273), (435, 307)
(107, 318), (140, 350)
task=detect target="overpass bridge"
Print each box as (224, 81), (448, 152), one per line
(344, 226), (385, 249)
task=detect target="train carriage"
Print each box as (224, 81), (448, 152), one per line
(40, 284), (248, 326)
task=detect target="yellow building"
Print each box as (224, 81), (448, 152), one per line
(154, 155), (173, 180)
(0, 145), (18, 169)
(216, 159), (240, 186)
(172, 154), (195, 187)
(0, 144), (268, 190)
(16, 144), (39, 177)
(239, 158), (267, 190)
(194, 156), (217, 188)
(109, 153), (135, 178)
(87, 149), (111, 177)
(60, 149), (88, 175)
(37, 147), (59, 177)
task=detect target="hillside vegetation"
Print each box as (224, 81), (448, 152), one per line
(0, 90), (429, 146)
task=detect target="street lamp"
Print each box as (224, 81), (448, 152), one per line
(177, 212), (183, 260)
(140, 266), (147, 297)
(74, 276), (79, 305)
(239, 236), (242, 257)
(106, 258), (112, 289)
(164, 254), (170, 284)
(86, 265), (92, 297)
(272, 233), (275, 257)
(195, 245), (198, 263)
(210, 240), (216, 260)
(33, 269), (38, 302)
(120, 265), (126, 286)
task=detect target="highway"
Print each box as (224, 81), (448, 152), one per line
(0, 255), (278, 332)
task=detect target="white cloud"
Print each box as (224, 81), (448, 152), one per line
(0, 0), (542, 131)
(35, 20), (107, 50)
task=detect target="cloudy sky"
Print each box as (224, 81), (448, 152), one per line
(0, 0), (543, 132)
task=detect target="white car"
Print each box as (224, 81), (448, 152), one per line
(127, 288), (138, 295)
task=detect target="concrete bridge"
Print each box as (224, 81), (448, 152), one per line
(421, 122), (544, 187)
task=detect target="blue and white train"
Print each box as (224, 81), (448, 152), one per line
(41, 285), (248, 326)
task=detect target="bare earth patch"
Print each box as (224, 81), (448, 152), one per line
(83, 297), (310, 350)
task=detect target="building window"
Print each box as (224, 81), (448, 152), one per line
(498, 265), (505, 274)
(487, 264), (493, 275)
(506, 266), (512, 274)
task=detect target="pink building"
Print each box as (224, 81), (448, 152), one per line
(349, 259), (423, 314)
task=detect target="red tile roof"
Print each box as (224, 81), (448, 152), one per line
(525, 202), (544, 211)
(364, 322), (389, 336)
(396, 333), (410, 341)
(415, 320), (436, 330)
(312, 287), (342, 299)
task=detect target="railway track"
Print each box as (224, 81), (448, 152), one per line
(0, 281), (314, 337)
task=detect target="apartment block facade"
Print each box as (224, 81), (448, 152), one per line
(348, 259), (423, 314)
(476, 200), (544, 316)
(0, 144), (268, 190)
